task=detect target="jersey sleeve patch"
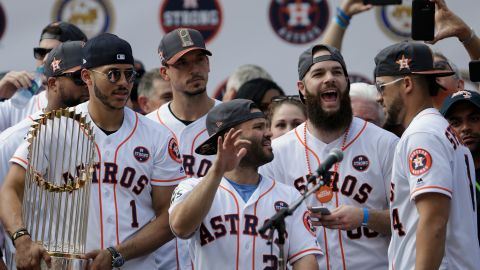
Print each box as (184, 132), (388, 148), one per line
(133, 146), (150, 162)
(408, 148), (432, 176)
(302, 211), (316, 237)
(168, 137), (182, 164)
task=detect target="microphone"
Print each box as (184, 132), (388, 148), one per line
(312, 149), (343, 182)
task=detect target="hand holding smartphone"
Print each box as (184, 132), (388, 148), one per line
(310, 206), (331, 215)
(363, 0), (402, 5)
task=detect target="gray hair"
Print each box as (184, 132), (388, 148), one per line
(432, 51), (462, 80)
(137, 68), (164, 97)
(226, 64), (272, 93)
(350, 82), (385, 125)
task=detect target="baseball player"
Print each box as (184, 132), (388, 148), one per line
(260, 44), (398, 270)
(375, 41), (479, 269)
(170, 99), (322, 270)
(146, 28), (220, 269)
(0, 22), (87, 133)
(0, 33), (186, 270)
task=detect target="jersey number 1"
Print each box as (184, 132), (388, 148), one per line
(130, 200), (139, 228)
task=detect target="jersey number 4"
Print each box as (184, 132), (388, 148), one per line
(391, 208), (406, 236)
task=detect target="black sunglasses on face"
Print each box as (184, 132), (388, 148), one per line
(33, 47), (53, 60)
(433, 60), (454, 72)
(271, 95), (302, 103)
(56, 70), (86, 86)
(91, 68), (137, 84)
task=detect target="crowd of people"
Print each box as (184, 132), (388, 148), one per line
(0, 0), (478, 269)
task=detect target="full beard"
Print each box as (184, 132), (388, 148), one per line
(93, 83), (127, 110)
(239, 138), (274, 169)
(305, 88), (353, 132)
(384, 93), (404, 126)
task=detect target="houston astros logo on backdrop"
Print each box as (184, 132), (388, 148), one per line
(159, 0), (223, 44)
(269, 0), (330, 45)
(376, 0), (412, 40)
(0, 3), (6, 41)
(52, 0), (114, 39)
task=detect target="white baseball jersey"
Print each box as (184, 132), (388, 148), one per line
(388, 108), (479, 270)
(11, 101), (186, 270)
(169, 176), (323, 270)
(0, 90), (47, 133)
(260, 117), (399, 270)
(146, 100), (221, 269)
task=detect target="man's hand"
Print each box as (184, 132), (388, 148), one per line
(315, 205), (363, 230)
(340, 0), (372, 17)
(0, 71), (34, 95)
(14, 236), (51, 270)
(213, 128), (250, 174)
(85, 249), (113, 270)
(429, 0), (471, 44)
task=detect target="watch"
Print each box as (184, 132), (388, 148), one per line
(107, 247), (125, 268)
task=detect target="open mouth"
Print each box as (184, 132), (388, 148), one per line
(320, 90), (338, 102)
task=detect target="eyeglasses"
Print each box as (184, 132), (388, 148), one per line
(375, 77), (404, 94)
(33, 47), (53, 60)
(271, 95), (302, 103)
(91, 68), (137, 84)
(55, 70), (86, 86)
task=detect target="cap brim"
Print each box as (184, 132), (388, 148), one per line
(166, 47), (212, 65)
(195, 133), (220, 155)
(412, 70), (455, 77)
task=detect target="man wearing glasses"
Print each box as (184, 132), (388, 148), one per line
(431, 52), (465, 109)
(261, 44), (398, 270)
(0, 33), (186, 270)
(0, 22), (87, 133)
(375, 41), (479, 270)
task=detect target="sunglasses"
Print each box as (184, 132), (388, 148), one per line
(271, 95), (302, 103)
(91, 68), (137, 84)
(33, 47), (53, 60)
(433, 60), (453, 71)
(56, 70), (86, 86)
(375, 77), (404, 94)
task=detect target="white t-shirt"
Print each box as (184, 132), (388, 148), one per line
(0, 91), (47, 133)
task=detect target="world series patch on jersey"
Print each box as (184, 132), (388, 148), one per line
(260, 118), (399, 270)
(388, 108), (480, 270)
(10, 101), (186, 270)
(169, 176), (323, 270)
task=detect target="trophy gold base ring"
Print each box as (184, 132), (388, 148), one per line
(40, 254), (89, 270)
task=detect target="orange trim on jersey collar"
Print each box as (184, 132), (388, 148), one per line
(190, 128), (208, 155)
(156, 109), (180, 144)
(342, 120), (367, 151)
(219, 185), (241, 270)
(112, 112), (139, 246)
(294, 124), (321, 167)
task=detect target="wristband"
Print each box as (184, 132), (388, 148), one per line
(10, 228), (30, 246)
(336, 7), (351, 23)
(334, 16), (348, 29)
(460, 27), (476, 45)
(361, 208), (369, 227)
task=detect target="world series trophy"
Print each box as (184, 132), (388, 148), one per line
(5, 109), (96, 269)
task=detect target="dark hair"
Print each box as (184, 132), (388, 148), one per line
(235, 78), (285, 108)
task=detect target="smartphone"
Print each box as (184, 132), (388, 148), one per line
(411, 0), (435, 41)
(469, 60), (480, 82)
(363, 0), (402, 5)
(310, 207), (331, 215)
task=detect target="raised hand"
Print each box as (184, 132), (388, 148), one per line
(214, 128), (250, 174)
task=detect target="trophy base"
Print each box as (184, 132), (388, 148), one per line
(40, 255), (89, 270)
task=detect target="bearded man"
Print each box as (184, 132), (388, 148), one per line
(260, 44), (399, 270)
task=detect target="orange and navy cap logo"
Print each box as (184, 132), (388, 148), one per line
(409, 148), (432, 176)
(51, 57), (62, 72)
(168, 137), (182, 163)
(396, 54), (411, 70)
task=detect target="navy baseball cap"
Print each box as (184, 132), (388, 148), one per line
(440, 90), (480, 116)
(39, 22), (87, 42)
(195, 99), (265, 155)
(158, 28), (212, 66)
(297, 44), (349, 102)
(82, 33), (134, 69)
(44, 41), (85, 78)
(374, 41), (455, 78)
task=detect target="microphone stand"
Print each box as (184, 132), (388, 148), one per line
(258, 168), (333, 270)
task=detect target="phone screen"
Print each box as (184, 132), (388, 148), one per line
(363, 0), (402, 5)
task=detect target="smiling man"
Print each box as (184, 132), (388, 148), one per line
(260, 44), (399, 270)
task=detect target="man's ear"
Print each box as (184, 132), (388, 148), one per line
(297, 80), (307, 98)
(160, 66), (170, 81)
(47, 77), (58, 93)
(137, 95), (149, 113)
(81, 69), (92, 86)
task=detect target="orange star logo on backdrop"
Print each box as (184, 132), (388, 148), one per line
(395, 55), (411, 70)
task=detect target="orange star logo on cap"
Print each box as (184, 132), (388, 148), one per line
(51, 57), (61, 72)
(396, 55), (411, 70)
